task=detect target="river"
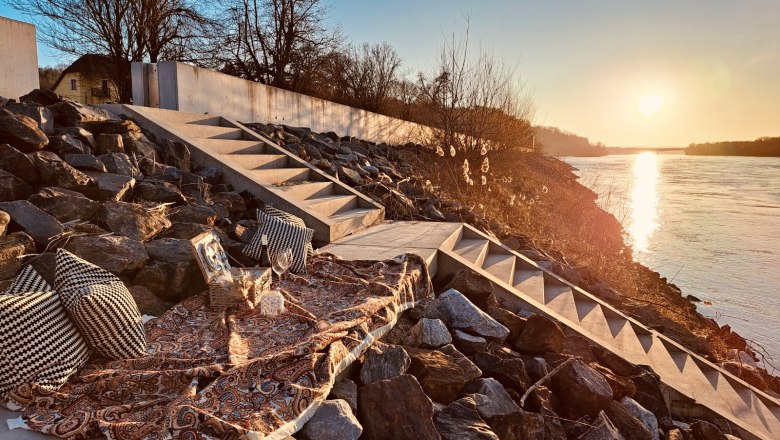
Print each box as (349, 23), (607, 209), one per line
(564, 153), (780, 366)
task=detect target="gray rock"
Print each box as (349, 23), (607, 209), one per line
(98, 201), (171, 241)
(161, 222), (213, 240)
(299, 399), (362, 440)
(47, 133), (91, 155)
(0, 108), (48, 152)
(145, 238), (194, 264)
(29, 151), (94, 193)
(3, 103), (54, 134)
(550, 359), (613, 419)
(95, 133), (125, 154)
(437, 344), (482, 381)
(620, 397), (659, 440)
(0, 210), (8, 237)
(357, 375), (440, 440)
(0, 232), (35, 280)
(329, 379), (357, 413)
(438, 289), (510, 340)
(134, 180), (186, 204)
(360, 343), (411, 385)
(99, 152), (140, 177)
(338, 166), (364, 186)
(47, 99), (109, 127)
(128, 285), (171, 316)
(691, 420), (727, 440)
(0, 200), (64, 245)
(434, 396), (498, 440)
(486, 306), (526, 341)
(159, 139), (191, 171)
(472, 352), (530, 392)
(525, 357), (549, 382)
(581, 411), (625, 440)
(462, 378), (521, 420)
(133, 239), (201, 301)
(169, 203), (217, 226)
(19, 89), (61, 106)
(63, 234), (149, 275)
(0, 143), (40, 184)
(210, 191), (246, 213)
(0, 169), (33, 202)
(452, 330), (488, 355)
(604, 400), (653, 440)
(81, 119), (141, 136)
(83, 171), (135, 201)
(28, 187), (100, 223)
(407, 318), (452, 349)
(63, 153), (107, 172)
(407, 346), (481, 404)
(424, 203), (447, 221)
(513, 314), (564, 354)
(122, 131), (158, 161)
(54, 127), (96, 149)
(194, 166), (221, 184)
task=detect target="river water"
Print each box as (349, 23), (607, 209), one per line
(564, 153), (780, 365)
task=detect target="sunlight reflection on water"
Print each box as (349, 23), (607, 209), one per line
(629, 152), (660, 255)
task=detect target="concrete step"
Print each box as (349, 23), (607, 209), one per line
(276, 181), (336, 200)
(305, 194), (358, 217)
(170, 122), (245, 140)
(197, 139), (269, 155)
(224, 153), (290, 170)
(435, 223), (780, 440)
(251, 168), (311, 185)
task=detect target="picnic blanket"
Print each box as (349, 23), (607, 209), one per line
(5, 253), (432, 439)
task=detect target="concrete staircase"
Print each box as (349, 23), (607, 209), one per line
(433, 223), (780, 440)
(106, 105), (384, 243)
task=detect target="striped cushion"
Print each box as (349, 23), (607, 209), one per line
(0, 277), (90, 399)
(2, 265), (52, 295)
(243, 207), (314, 274)
(262, 206), (314, 258)
(54, 249), (147, 360)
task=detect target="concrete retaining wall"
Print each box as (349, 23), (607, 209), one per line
(132, 61), (432, 145)
(0, 17), (39, 100)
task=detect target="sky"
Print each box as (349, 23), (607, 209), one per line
(2, 0), (779, 147)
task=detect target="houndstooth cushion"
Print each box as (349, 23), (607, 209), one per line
(262, 206), (314, 258)
(243, 206), (314, 274)
(55, 249), (147, 360)
(0, 283), (90, 400)
(2, 265), (52, 295)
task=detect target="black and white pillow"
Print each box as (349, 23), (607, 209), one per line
(243, 206), (314, 274)
(262, 205), (314, 258)
(54, 249), (147, 360)
(0, 269), (90, 399)
(2, 265), (52, 295)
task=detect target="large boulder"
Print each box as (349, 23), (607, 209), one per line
(0, 143), (39, 184)
(442, 269), (495, 308)
(63, 153), (107, 172)
(433, 396), (498, 440)
(169, 203), (217, 225)
(81, 119), (141, 136)
(0, 108), (48, 152)
(472, 353), (530, 392)
(629, 370), (672, 430)
(29, 151), (95, 193)
(299, 399), (362, 440)
(28, 187), (100, 223)
(438, 289), (509, 340)
(406, 346), (481, 404)
(134, 238), (201, 301)
(128, 285), (171, 316)
(54, 127), (96, 149)
(620, 397), (659, 440)
(328, 379), (357, 413)
(99, 152), (140, 177)
(122, 131), (158, 161)
(359, 343), (411, 385)
(604, 400), (653, 440)
(47, 133), (92, 155)
(407, 318), (452, 349)
(134, 180), (186, 204)
(550, 359), (613, 419)
(47, 99), (110, 127)
(581, 411), (625, 440)
(19, 89), (61, 106)
(0, 232), (34, 280)
(486, 306), (526, 341)
(357, 374), (440, 440)
(0, 169), (33, 202)
(98, 201), (171, 241)
(462, 378), (521, 420)
(452, 330), (488, 355)
(63, 234), (149, 275)
(4, 103), (54, 134)
(0, 200), (64, 245)
(513, 314), (565, 354)
(83, 171), (135, 201)
(95, 133), (125, 154)
(690, 420), (728, 440)
(159, 139), (191, 171)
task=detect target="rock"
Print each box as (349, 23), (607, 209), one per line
(4, 103), (54, 134)
(0, 108), (48, 152)
(161, 222), (212, 240)
(95, 133), (125, 154)
(591, 346), (642, 377)
(472, 353), (530, 392)
(55, 127), (96, 149)
(581, 411), (625, 440)
(47, 133), (92, 155)
(0, 232), (34, 280)
(81, 119), (141, 136)
(462, 378), (521, 419)
(133, 240), (201, 301)
(0, 210), (8, 237)
(438, 289), (509, 340)
(47, 100), (109, 127)
(424, 203), (446, 221)
(604, 400), (653, 440)
(299, 399), (362, 440)
(407, 318), (452, 349)
(452, 330), (488, 355)
(122, 131), (158, 161)
(360, 343), (411, 385)
(524, 357), (549, 382)
(63, 153), (107, 172)
(690, 420), (727, 440)
(63, 234), (149, 275)
(357, 375), (440, 440)
(513, 314), (564, 354)
(619, 397), (658, 440)
(128, 285), (171, 316)
(329, 379), (358, 413)
(550, 359), (613, 419)
(592, 282), (622, 303)
(477, 409), (546, 440)
(99, 201), (171, 241)
(486, 306), (526, 341)
(134, 180), (186, 204)
(433, 396), (498, 440)
(99, 152), (140, 177)
(443, 270), (494, 308)
(630, 371), (672, 430)
(210, 191), (246, 213)
(83, 171), (135, 201)
(0, 169), (33, 202)
(0, 143), (40, 184)
(193, 166), (221, 184)
(28, 187), (100, 223)
(159, 139), (191, 171)
(169, 203), (217, 225)
(0, 200), (64, 245)
(591, 363), (636, 400)
(338, 166), (364, 186)
(29, 151), (94, 193)
(19, 89), (61, 106)
(314, 158), (332, 170)
(408, 297), (445, 321)
(407, 347), (481, 404)
(666, 428), (690, 440)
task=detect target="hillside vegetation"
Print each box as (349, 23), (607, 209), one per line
(686, 136), (780, 157)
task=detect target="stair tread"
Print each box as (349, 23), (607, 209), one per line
(251, 167), (310, 184)
(543, 285), (579, 323)
(171, 122), (243, 139)
(482, 253), (515, 284)
(452, 239), (489, 265)
(329, 207), (380, 222)
(513, 269), (545, 302)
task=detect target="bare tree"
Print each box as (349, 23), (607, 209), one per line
(338, 42), (402, 113)
(217, 0), (343, 92)
(133, 0), (214, 63)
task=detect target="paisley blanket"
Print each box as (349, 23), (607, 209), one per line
(7, 253), (431, 439)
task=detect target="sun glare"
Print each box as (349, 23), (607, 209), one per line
(637, 94), (664, 116)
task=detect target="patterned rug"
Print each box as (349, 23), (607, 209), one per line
(5, 253), (431, 439)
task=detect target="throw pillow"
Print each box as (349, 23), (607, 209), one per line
(2, 265), (52, 295)
(243, 207), (314, 274)
(54, 249), (147, 360)
(262, 205), (314, 258)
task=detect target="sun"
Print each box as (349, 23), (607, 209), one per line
(637, 94), (664, 116)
